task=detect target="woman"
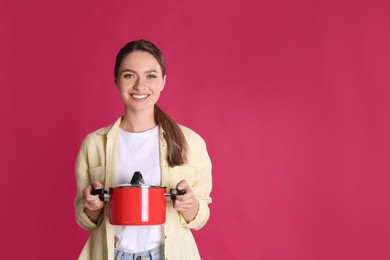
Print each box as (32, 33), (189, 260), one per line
(74, 39), (212, 260)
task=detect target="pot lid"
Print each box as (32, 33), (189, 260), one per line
(116, 183), (158, 188)
(116, 171), (163, 188)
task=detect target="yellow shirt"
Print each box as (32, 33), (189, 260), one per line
(74, 117), (212, 260)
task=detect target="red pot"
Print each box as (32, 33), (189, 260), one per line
(91, 172), (184, 225)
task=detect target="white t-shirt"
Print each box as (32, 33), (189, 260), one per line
(115, 126), (164, 253)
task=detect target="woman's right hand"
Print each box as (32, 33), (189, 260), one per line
(82, 181), (105, 213)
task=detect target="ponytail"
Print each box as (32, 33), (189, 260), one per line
(154, 105), (188, 167)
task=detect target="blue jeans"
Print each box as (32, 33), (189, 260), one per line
(114, 244), (165, 260)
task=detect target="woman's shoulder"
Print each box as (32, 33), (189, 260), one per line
(178, 124), (206, 145)
(178, 124), (210, 164)
(81, 117), (122, 145)
(178, 124), (196, 137)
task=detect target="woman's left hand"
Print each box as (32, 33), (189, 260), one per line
(173, 180), (199, 222)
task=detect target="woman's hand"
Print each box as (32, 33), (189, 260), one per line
(173, 180), (199, 223)
(82, 181), (105, 222)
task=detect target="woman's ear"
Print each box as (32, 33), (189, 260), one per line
(161, 75), (167, 91)
(114, 78), (119, 88)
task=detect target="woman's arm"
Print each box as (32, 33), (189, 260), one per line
(175, 131), (213, 229)
(74, 137), (105, 232)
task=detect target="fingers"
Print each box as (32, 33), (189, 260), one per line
(175, 180), (192, 202)
(82, 182), (105, 211)
(176, 180), (189, 192)
(173, 180), (195, 212)
(91, 181), (103, 189)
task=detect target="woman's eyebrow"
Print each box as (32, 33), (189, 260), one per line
(120, 69), (160, 74)
(120, 69), (136, 74)
(144, 69), (159, 74)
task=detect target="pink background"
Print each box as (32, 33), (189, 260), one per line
(1, 0), (389, 259)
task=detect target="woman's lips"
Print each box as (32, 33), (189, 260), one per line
(131, 94), (149, 100)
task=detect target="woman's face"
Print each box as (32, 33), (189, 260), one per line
(116, 51), (166, 113)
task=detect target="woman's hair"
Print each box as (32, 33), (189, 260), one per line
(114, 39), (188, 167)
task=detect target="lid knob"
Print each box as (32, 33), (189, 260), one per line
(130, 171), (145, 185)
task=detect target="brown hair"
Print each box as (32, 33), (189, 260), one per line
(114, 39), (187, 167)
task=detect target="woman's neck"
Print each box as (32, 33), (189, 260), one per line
(120, 108), (157, 133)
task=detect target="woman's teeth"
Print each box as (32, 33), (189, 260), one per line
(132, 94), (148, 99)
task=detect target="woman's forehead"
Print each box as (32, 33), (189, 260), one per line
(120, 51), (162, 72)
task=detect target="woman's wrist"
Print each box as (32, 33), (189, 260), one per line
(84, 207), (103, 223)
(180, 197), (199, 223)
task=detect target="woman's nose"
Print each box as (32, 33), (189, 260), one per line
(133, 78), (146, 90)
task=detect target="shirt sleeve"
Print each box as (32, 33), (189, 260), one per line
(74, 135), (101, 232)
(180, 134), (213, 230)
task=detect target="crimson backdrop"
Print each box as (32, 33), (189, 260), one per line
(1, 0), (389, 259)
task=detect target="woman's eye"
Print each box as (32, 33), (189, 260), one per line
(123, 74), (135, 79)
(147, 74), (157, 79)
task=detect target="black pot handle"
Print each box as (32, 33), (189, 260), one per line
(90, 188), (107, 201)
(167, 189), (186, 200)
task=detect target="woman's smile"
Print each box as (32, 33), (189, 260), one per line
(131, 94), (150, 101)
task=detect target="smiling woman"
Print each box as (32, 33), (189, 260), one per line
(74, 39), (213, 260)
(116, 51), (165, 116)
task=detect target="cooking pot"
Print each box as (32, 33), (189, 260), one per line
(90, 171), (185, 225)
